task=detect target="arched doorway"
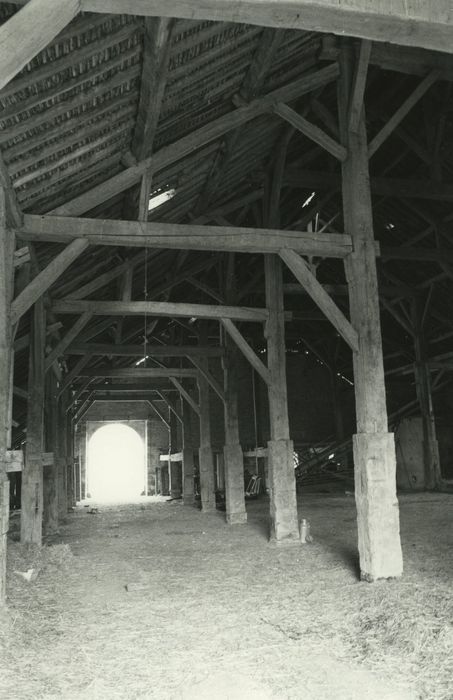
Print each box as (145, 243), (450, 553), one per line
(87, 423), (146, 502)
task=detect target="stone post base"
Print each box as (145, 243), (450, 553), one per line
(224, 443), (247, 525)
(267, 439), (299, 543)
(353, 432), (403, 581)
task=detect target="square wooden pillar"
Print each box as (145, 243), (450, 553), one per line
(264, 255), (299, 543)
(339, 46), (403, 581)
(0, 187), (14, 602)
(181, 398), (195, 505)
(223, 343), (247, 525)
(21, 297), (45, 546)
(43, 371), (59, 535)
(56, 391), (68, 519)
(197, 360), (216, 513)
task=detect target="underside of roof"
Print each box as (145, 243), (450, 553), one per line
(2, 2), (453, 444)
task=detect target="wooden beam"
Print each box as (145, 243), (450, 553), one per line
(46, 64), (339, 216)
(10, 238), (88, 325)
(65, 251), (145, 300)
(221, 318), (270, 385)
(188, 356), (225, 405)
(348, 40), (372, 134)
(77, 367), (198, 378)
(52, 299), (268, 323)
(320, 35), (453, 82)
(68, 343), (224, 357)
(44, 312), (92, 372)
(148, 400), (170, 429)
(0, 0), (80, 91)
(156, 391), (183, 425)
(78, 0), (453, 55)
(368, 70), (440, 158)
(273, 102), (347, 162)
(21, 215), (353, 258)
(57, 354), (93, 397)
(279, 249), (359, 353)
(170, 378), (200, 416)
(132, 18), (174, 161)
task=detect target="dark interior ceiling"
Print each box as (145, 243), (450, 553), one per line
(2, 4), (453, 444)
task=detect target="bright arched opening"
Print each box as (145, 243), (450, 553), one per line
(87, 423), (145, 502)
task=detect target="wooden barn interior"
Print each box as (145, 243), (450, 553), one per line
(1, 2), (453, 698)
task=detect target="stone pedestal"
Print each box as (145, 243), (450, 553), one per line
(198, 445), (216, 512)
(353, 432), (403, 581)
(224, 443), (247, 524)
(170, 461), (182, 499)
(268, 439), (299, 543)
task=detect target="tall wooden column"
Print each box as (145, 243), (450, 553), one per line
(66, 412), (75, 507)
(181, 398), (195, 505)
(21, 297), (46, 545)
(43, 371), (59, 535)
(0, 187), (14, 601)
(265, 255), (299, 542)
(339, 46), (403, 581)
(197, 359), (216, 513)
(56, 391), (68, 519)
(169, 397), (182, 498)
(223, 342), (247, 524)
(411, 299), (441, 489)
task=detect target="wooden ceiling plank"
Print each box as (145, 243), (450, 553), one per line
(79, 0), (453, 55)
(0, 0), (80, 92)
(47, 64), (339, 216)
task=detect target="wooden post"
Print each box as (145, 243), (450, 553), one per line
(222, 254), (246, 524)
(43, 371), (59, 535)
(66, 413), (75, 507)
(411, 299), (441, 489)
(169, 397), (182, 498)
(197, 326), (216, 512)
(223, 341), (247, 524)
(264, 255), (299, 542)
(181, 397), (195, 505)
(56, 391), (68, 518)
(21, 296), (46, 545)
(339, 44), (403, 581)
(0, 185), (14, 602)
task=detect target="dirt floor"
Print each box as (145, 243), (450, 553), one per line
(1, 490), (453, 700)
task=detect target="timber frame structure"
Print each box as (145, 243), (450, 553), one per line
(2, 0), (453, 598)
